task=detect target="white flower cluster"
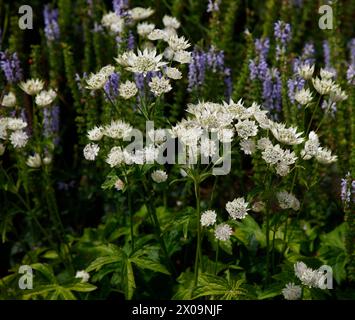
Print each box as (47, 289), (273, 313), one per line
(200, 210), (217, 227)
(151, 170), (168, 183)
(276, 191), (300, 211)
(19, 78), (44, 95)
(294, 261), (327, 289)
(0, 117), (29, 149)
(26, 153), (52, 168)
(101, 12), (125, 33)
(282, 283), (302, 300)
(301, 131), (337, 164)
(214, 223), (233, 241)
(226, 197), (250, 219)
(35, 89), (57, 107)
(75, 270), (90, 283)
(86, 65), (115, 90)
(1, 92), (17, 107)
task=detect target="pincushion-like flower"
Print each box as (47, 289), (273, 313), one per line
(282, 283), (302, 300)
(75, 270), (90, 283)
(35, 89), (57, 106)
(26, 153), (42, 168)
(226, 197), (249, 219)
(149, 76), (172, 96)
(19, 78), (44, 95)
(1, 92), (16, 107)
(129, 7), (154, 21)
(200, 210), (217, 227)
(83, 143), (100, 161)
(215, 223), (233, 241)
(151, 170), (168, 183)
(119, 80), (138, 99)
(9, 130), (28, 148)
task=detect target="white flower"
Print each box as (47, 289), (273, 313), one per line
(167, 35), (191, 51)
(83, 143), (100, 161)
(148, 29), (167, 41)
(104, 120), (133, 139)
(86, 72), (108, 90)
(99, 65), (115, 77)
(226, 197), (249, 219)
(217, 128), (234, 143)
(215, 223), (233, 241)
(7, 118), (27, 131)
(102, 12), (124, 33)
(87, 126), (104, 141)
(137, 22), (155, 37)
(249, 102), (270, 129)
(282, 283), (302, 300)
(1, 92), (16, 107)
(329, 86), (348, 102)
(35, 89), (57, 106)
(261, 143), (284, 165)
(270, 123), (303, 145)
(172, 50), (192, 64)
(200, 138), (217, 158)
(312, 77), (336, 95)
(163, 15), (180, 29)
(106, 146), (127, 167)
(301, 131), (319, 160)
(277, 191), (300, 210)
(0, 143), (5, 156)
(235, 120), (258, 139)
(26, 153), (42, 168)
(129, 7), (154, 21)
(275, 162), (291, 176)
(19, 79), (44, 95)
(151, 170), (168, 183)
(149, 76), (172, 96)
(252, 201), (265, 212)
(224, 99), (250, 120)
(315, 147), (337, 164)
(240, 139), (256, 155)
(200, 210), (217, 227)
(257, 137), (272, 150)
(122, 48), (167, 75)
(114, 178), (125, 191)
(148, 129), (168, 145)
(43, 155), (52, 165)
(295, 88), (313, 105)
(320, 68), (336, 79)
(297, 64), (314, 80)
(294, 262), (326, 289)
(165, 67), (182, 80)
(119, 80), (138, 99)
(9, 130), (28, 148)
(75, 270), (90, 283)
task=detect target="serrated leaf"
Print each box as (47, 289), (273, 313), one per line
(129, 256), (170, 275)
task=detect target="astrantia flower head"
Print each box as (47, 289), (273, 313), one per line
(148, 29), (167, 41)
(75, 270), (90, 283)
(312, 77), (336, 95)
(270, 122), (304, 145)
(315, 147), (337, 164)
(86, 72), (108, 90)
(297, 64), (314, 80)
(301, 131), (319, 160)
(165, 67), (182, 80)
(123, 48), (167, 75)
(163, 15), (180, 29)
(83, 143), (100, 161)
(167, 35), (191, 52)
(87, 126), (104, 141)
(101, 12), (124, 33)
(149, 76), (172, 96)
(294, 262), (326, 289)
(282, 283), (302, 300)
(320, 68), (336, 80)
(240, 139), (256, 155)
(201, 210), (217, 227)
(151, 170), (168, 183)
(19, 78), (44, 95)
(104, 120), (133, 139)
(235, 120), (258, 139)
(215, 223), (233, 241)
(329, 86), (348, 102)
(137, 22), (155, 37)
(9, 130), (28, 148)
(226, 197), (249, 219)
(26, 153), (42, 168)
(276, 191), (300, 211)
(129, 7), (154, 21)
(172, 50), (192, 64)
(6, 118), (27, 131)
(35, 89), (57, 106)
(295, 88), (313, 105)
(106, 146), (131, 167)
(119, 80), (138, 99)
(1, 92), (16, 107)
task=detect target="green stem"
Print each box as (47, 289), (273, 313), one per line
(306, 95), (322, 136)
(214, 241), (219, 275)
(127, 186), (134, 253)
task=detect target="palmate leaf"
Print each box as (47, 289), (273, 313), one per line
(129, 256), (170, 275)
(86, 255), (123, 272)
(192, 273), (248, 300)
(172, 271), (195, 300)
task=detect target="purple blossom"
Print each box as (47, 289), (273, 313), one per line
(113, 0), (129, 16)
(348, 39), (355, 65)
(104, 72), (120, 100)
(43, 105), (60, 145)
(0, 51), (23, 83)
(274, 21), (291, 46)
(341, 173), (355, 204)
(43, 5), (60, 41)
(127, 31), (135, 50)
(347, 64), (355, 85)
(207, 0), (221, 13)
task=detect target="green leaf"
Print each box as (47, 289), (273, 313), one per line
(124, 260), (135, 300)
(31, 263), (57, 283)
(64, 282), (97, 292)
(130, 256), (170, 275)
(101, 171), (119, 190)
(86, 255), (122, 272)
